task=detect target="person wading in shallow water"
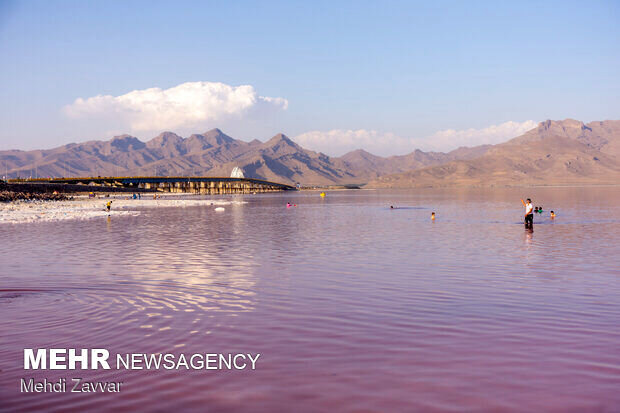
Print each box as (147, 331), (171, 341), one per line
(106, 200), (113, 213)
(522, 198), (533, 228)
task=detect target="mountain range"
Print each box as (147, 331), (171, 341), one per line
(368, 119), (620, 187)
(1, 119), (619, 187)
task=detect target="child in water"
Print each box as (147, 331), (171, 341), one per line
(431, 212), (436, 220)
(550, 210), (556, 219)
(106, 200), (113, 213)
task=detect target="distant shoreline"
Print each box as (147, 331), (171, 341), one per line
(0, 181), (153, 203)
(364, 182), (620, 189)
(3, 180), (619, 203)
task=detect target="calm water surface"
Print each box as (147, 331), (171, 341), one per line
(1, 187), (619, 412)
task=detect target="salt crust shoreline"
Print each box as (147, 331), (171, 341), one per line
(0, 196), (245, 224)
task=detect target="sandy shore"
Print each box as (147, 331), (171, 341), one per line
(0, 195), (245, 224)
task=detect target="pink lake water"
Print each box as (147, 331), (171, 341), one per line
(1, 187), (619, 412)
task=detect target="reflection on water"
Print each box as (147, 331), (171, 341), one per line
(1, 187), (620, 411)
(524, 227), (534, 245)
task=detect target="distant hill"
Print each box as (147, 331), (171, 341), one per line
(0, 128), (472, 185)
(367, 119), (620, 188)
(2, 119), (619, 186)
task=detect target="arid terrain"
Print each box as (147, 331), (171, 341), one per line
(2, 119), (618, 187)
(367, 119), (620, 187)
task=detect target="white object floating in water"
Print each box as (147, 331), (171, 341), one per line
(215, 207), (225, 212)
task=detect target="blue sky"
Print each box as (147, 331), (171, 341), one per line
(0, 0), (618, 155)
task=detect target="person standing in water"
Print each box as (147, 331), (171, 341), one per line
(522, 198), (533, 228)
(106, 200), (113, 213)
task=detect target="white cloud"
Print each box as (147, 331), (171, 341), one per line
(294, 129), (411, 157)
(63, 81), (288, 133)
(294, 120), (538, 156)
(425, 120), (539, 152)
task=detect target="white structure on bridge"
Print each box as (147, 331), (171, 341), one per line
(230, 167), (244, 178)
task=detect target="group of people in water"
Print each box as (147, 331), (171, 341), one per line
(387, 197), (556, 226)
(522, 198), (556, 228)
(104, 191), (558, 226)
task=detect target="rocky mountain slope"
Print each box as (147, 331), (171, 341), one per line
(2, 119), (618, 186)
(0, 129), (466, 185)
(367, 120), (620, 187)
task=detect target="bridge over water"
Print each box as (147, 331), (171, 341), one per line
(11, 176), (296, 194)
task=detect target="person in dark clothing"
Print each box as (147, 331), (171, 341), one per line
(522, 198), (534, 228)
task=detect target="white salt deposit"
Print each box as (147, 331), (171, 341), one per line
(0, 196), (246, 224)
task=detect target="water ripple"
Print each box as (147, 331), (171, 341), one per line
(1, 187), (620, 411)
